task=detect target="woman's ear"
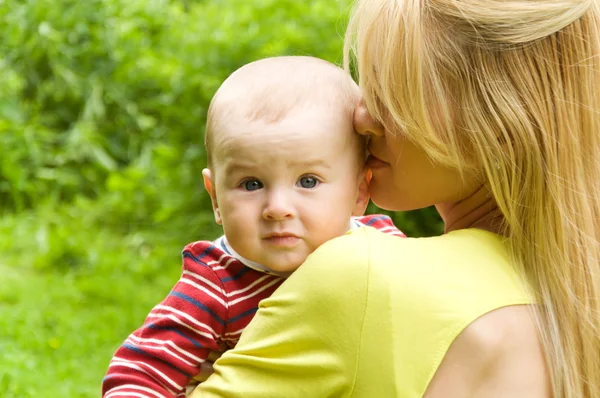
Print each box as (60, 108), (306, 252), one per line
(352, 169), (371, 216)
(202, 168), (222, 225)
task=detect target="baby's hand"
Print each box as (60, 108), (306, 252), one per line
(185, 351), (224, 396)
(192, 351), (223, 383)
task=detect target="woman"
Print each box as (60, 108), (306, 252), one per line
(191, 0), (600, 396)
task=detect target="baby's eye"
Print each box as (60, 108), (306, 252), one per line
(242, 179), (263, 191)
(297, 176), (319, 189)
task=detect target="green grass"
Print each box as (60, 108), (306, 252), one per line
(0, 206), (201, 397)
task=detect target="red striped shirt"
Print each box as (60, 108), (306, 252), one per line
(102, 214), (404, 398)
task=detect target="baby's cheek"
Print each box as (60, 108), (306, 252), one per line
(309, 219), (349, 249)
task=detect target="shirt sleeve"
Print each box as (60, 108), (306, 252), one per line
(355, 214), (407, 237)
(188, 230), (371, 398)
(102, 245), (229, 398)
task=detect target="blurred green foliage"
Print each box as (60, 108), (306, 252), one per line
(0, 0), (442, 396)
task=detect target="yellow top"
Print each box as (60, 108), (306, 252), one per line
(191, 227), (533, 397)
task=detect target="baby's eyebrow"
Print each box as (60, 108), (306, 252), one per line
(285, 158), (331, 169)
(224, 159), (331, 173)
(223, 162), (254, 175)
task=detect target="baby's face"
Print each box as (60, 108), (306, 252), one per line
(205, 106), (367, 273)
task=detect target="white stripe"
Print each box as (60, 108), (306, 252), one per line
(106, 392), (152, 398)
(220, 257), (238, 269)
(223, 327), (244, 337)
(185, 247), (233, 269)
(210, 257), (238, 271)
(221, 336), (241, 342)
(127, 335), (204, 363)
(109, 358), (181, 392)
(229, 278), (282, 306)
(182, 270), (226, 297)
(125, 336), (198, 367)
(105, 385), (166, 398)
(205, 253), (232, 267)
(226, 275), (271, 297)
(146, 313), (216, 341)
(179, 277), (227, 307)
(151, 305), (221, 338)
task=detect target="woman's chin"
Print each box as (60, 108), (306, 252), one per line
(368, 183), (402, 211)
(369, 181), (426, 212)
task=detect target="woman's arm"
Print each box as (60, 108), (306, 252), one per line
(424, 305), (550, 398)
(189, 231), (371, 398)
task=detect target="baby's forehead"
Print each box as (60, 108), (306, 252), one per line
(211, 112), (364, 169)
(219, 106), (356, 141)
(215, 125), (350, 154)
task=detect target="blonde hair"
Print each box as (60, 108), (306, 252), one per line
(345, 0), (600, 396)
(205, 56), (360, 167)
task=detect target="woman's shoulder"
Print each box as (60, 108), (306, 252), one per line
(363, 226), (511, 261)
(331, 227), (536, 397)
(363, 227), (530, 294)
(307, 226), (529, 292)
(298, 226), (533, 334)
(297, 227), (532, 336)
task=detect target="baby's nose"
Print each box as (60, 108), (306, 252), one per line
(262, 190), (295, 221)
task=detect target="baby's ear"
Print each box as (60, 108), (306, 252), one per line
(202, 168), (222, 225)
(352, 169), (371, 216)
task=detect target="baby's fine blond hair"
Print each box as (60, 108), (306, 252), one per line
(205, 56), (360, 168)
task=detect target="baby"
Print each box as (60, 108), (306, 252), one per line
(102, 56), (404, 398)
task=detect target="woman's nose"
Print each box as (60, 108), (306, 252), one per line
(353, 98), (385, 137)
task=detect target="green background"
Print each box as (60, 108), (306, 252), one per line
(0, 0), (442, 396)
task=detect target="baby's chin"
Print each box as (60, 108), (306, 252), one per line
(262, 260), (303, 274)
(259, 254), (307, 275)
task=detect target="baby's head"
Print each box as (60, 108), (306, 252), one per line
(202, 56), (368, 273)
